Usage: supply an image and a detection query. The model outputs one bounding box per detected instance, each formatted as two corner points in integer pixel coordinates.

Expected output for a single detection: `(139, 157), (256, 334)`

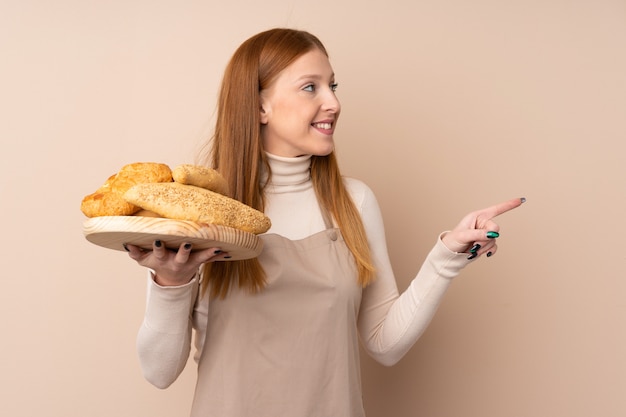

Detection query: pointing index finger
(480, 197), (526, 220)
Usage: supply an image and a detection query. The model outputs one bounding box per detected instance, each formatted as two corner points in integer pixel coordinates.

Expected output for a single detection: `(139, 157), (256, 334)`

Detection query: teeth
(313, 122), (332, 129)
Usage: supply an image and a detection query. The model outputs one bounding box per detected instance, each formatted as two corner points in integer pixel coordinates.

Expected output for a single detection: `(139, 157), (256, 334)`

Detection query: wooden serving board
(83, 216), (263, 261)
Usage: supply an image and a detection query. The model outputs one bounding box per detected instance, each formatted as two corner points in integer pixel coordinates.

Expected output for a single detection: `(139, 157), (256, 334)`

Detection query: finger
(174, 242), (193, 264)
(478, 197), (526, 220)
(205, 250), (232, 261)
(191, 247), (228, 263)
(453, 228), (503, 248)
(486, 246), (498, 258)
(468, 240), (498, 259)
(124, 243), (147, 260)
(468, 238), (496, 254)
(153, 239), (168, 260)
(478, 240), (497, 254)
(467, 239), (493, 256)
(471, 245), (498, 259)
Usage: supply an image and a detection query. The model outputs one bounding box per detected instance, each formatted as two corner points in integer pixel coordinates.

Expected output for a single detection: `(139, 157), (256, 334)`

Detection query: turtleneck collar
(264, 152), (312, 193)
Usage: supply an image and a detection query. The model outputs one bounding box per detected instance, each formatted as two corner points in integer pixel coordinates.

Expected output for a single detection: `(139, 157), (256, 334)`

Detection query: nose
(322, 89), (341, 114)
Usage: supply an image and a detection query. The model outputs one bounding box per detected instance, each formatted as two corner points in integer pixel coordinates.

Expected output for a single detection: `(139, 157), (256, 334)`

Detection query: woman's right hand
(124, 241), (230, 286)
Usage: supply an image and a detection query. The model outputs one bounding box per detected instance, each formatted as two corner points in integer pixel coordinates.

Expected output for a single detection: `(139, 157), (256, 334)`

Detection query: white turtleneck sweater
(137, 153), (471, 389)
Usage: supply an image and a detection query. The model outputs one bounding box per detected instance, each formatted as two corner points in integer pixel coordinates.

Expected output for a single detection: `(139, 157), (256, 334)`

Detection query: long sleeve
(136, 274), (199, 388)
(348, 178), (471, 366)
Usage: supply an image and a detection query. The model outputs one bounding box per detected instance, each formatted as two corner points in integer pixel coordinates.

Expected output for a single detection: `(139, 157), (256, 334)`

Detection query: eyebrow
(294, 73), (336, 83)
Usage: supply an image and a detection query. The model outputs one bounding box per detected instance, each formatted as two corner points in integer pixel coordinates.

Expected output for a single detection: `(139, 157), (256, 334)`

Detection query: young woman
(125, 28), (524, 417)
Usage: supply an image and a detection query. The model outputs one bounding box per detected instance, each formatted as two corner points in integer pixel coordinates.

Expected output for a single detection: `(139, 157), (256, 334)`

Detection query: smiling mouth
(311, 122), (332, 130)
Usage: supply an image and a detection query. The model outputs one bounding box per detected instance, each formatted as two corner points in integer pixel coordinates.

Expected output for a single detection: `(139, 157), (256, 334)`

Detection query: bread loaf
(81, 162), (172, 217)
(172, 164), (229, 196)
(124, 182), (271, 234)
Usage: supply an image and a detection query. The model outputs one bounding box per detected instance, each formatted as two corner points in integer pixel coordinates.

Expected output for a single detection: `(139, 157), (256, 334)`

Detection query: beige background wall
(2, 1), (624, 416)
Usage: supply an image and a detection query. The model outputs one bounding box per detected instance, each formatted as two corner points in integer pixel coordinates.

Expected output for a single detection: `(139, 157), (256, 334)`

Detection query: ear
(259, 98), (269, 125)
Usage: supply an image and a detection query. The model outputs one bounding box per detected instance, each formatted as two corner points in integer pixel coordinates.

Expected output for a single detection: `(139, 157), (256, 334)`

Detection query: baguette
(124, 182), (271, 234)
(172, 164), (229, 196)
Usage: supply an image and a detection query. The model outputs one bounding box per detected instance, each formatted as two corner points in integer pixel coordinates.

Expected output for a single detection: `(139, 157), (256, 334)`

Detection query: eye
(302, 82), (338, 93)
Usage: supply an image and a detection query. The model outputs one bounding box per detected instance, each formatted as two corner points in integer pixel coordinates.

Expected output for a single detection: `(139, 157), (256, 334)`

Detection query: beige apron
(191, 227), (365, 417)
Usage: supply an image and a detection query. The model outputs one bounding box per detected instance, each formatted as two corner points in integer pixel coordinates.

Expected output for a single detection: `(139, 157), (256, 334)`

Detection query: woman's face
(260, 48), (341, 157)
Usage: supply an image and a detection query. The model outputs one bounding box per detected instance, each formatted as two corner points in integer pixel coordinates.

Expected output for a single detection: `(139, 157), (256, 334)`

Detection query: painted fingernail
(470, 243), (481, 253)
(467, 252), (478, 260)
(224, 255), (232, 259)
(154, 240), (162, 248)
(486, 251), (493, 257)
(520, 197), (527, 203)
(214, 249), (223, 254)
(184, 243), (192, 250)
(486, 231), (500, 239)
(123, 243), (129, 252)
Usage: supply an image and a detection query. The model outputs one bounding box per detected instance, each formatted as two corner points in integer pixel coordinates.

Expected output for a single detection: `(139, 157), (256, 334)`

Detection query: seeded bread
(124, 182), (271, 234)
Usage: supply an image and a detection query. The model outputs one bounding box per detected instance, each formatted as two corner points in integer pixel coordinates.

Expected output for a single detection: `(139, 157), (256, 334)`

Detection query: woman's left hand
(441, 197), (525, 259)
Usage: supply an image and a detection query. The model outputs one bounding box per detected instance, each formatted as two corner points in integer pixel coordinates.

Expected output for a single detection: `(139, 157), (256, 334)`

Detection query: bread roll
(172, 164), (229, 196)
(81, 174), (134, 217)
(81, 162), (172, 217)
(124, 182), (271, 234)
